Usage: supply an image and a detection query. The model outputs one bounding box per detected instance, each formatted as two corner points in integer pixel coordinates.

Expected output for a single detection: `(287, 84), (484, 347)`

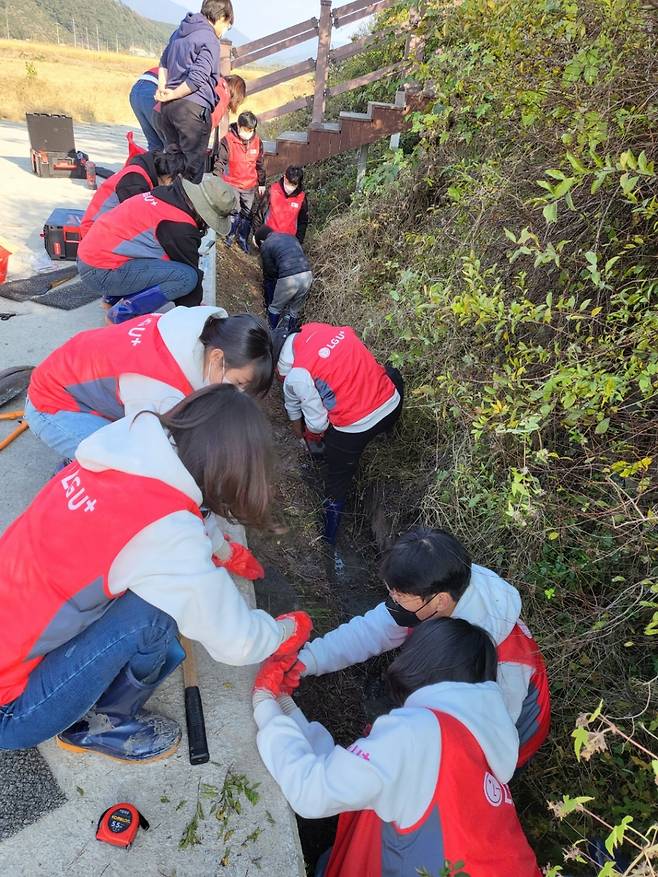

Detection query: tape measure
(96, 803), (149, 849)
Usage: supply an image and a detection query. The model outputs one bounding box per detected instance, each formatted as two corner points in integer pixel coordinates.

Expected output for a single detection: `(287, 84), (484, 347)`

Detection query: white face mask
(283, 182), (297, 195)
(238, 129), (253, 142)
(205, 360), (246, 393)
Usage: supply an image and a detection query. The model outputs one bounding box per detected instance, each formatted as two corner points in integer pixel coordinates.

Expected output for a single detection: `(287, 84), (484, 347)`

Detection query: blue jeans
(78, 258), (199, 303)
(0, 592), (179, 749)
(24, 396), (110, 460)
(129, 79), (163, 151)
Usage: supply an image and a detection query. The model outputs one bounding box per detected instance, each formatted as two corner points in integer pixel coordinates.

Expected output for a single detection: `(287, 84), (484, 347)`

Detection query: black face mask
(385, 594), (438, 628)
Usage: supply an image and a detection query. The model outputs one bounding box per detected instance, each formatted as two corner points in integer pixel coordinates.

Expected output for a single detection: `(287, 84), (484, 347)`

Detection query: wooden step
(263, 96), (408, 177)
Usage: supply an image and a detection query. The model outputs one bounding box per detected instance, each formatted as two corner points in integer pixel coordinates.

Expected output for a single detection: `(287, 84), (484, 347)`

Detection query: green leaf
(543, 202), (558, 223)
(605, 816), (633, 856)
(566, 152), (588, 175)
(561, 794), (594, 815)
(589, 700), (604, 723)
(572, 726), (590, 760)
(595, 418), (610, 434)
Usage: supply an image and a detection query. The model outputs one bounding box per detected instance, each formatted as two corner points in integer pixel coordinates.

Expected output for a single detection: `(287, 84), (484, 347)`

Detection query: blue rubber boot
(263, 277), (276, 310)
(237, 216), (252, 254)
(267, 308), (281, 330)
(323, 499), (345, 546)
(56, 640), (184, 763)
(225, 214), (240, 247)
(101, 295), (122, 307)
(106, 286), (169, 324)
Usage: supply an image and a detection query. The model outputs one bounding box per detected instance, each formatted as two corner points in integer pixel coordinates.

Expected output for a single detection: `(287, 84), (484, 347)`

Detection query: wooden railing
(218, 0), (424, 132)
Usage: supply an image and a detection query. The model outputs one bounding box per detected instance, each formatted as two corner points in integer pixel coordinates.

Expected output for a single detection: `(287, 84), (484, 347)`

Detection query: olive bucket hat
(181, 174), (237, 236)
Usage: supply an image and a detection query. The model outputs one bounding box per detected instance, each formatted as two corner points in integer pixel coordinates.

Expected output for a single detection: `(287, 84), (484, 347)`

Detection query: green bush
(308, 0), (657, 870)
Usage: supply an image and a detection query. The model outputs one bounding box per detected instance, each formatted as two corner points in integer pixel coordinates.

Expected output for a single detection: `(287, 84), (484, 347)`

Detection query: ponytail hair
(153, 145), (187, 180)
(199, 313), (273, 396)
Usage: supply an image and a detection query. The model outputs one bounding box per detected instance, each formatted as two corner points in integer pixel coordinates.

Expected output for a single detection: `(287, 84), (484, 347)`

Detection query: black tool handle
(184, 686), (210, 765)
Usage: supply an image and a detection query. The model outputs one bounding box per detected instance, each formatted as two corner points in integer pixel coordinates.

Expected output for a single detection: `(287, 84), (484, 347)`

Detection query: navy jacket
(260, 233), (310, 281)
(160, 13), (219, 111)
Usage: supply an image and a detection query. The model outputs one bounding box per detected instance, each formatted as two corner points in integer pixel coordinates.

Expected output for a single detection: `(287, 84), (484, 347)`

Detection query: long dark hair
(380, 527), (472, 602)
(153, 145), (187, 180)
(199, 313), (273, 396)
(387, 617), (497, 706)
(159, 385), (272, 527)
(225, 75), (246, 114)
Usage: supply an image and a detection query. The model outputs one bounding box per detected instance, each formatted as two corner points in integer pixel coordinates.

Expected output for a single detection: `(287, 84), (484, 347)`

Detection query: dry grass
(0, 40), (313, 125)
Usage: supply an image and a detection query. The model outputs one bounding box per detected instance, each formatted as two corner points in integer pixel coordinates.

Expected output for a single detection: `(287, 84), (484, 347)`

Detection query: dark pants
(159, 98), (212, 183)
(78, 258), (199, 303)
(0, 592), (178, 750)
(129, 79), (163, 151)
(324, 366), (404, 503)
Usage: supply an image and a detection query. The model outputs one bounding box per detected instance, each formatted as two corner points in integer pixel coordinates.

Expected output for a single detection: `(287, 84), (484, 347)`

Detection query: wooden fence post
(219, 39), (232, 140)
(311, 0), (333, 129)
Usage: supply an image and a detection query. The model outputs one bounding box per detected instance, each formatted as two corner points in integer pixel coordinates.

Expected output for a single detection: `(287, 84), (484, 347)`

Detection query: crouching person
(274, 320), (403, 543)
(254, 226), (313, 328)
(292, 527), (551, 768)
(252, 617), (543, 877)
(77, 174), (236, 323)
(0, 386), (311, 762)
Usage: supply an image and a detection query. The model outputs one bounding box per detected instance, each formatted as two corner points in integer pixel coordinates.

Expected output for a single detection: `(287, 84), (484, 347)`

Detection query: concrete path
(0, 119), (136, 281)
(0, 125), (306, 874)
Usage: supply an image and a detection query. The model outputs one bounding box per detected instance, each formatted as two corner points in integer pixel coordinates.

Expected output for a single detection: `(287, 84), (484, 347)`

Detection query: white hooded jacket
(254, 681), (519, 826)
(75, 409), (286, 665)
(298, 565), (532, 723)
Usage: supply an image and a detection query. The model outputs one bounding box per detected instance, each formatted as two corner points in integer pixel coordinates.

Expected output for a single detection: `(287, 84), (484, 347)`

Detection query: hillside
(1, 0), (172, 54)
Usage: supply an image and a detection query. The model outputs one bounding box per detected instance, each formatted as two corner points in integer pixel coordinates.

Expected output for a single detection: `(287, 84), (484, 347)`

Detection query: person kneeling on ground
(254, 165), (309, 244)
(286, 527), (551, 769)
(79, 146), (187, 238)
(214, 110), (265, 253)
(273, 320), (404, 543)
(24, 306), (272, 461)
(252, 617), (542, 877)
(77, 174), (236, 323)
(0, 386), (312, 762)
(254, 226), (313, 328)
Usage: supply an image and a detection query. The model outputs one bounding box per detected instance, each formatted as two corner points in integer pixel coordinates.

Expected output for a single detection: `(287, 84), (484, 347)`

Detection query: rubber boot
(322, 499), (345, 546)
(237, 216), (252, 254)
(267, 308), (281, 330)
(106, 286), (169, 324)
(263, 277), (276, 310)
(225, 214), (240, 247)
(56, 639), (184, 763)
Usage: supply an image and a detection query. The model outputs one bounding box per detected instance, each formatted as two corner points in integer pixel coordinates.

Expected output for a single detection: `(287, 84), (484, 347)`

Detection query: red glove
(276, 611), (313, 656)
(303, 429), (325, 443)
(253, 652), (298, 698)
(213, 537), (264, 581)
(279, 658), (306, 696)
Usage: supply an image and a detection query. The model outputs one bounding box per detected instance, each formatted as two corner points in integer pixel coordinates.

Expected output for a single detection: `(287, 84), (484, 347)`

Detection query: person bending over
(80, 146), (186, 238)
(253, 617), (542, 877)
(25, 307), (272, 460)
(273, 320), (404, 544)
(214, 110), (265, 253)
(254, 226), (312, 328)
(0, 386), (312, 762)
(288, 527), (551, 768)
(157, 0), (234, 183)
(77, 174), (236, 322)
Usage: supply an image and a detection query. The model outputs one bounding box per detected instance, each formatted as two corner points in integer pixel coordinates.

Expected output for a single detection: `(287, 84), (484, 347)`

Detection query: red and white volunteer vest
(80, 163), (153, 238)
(211, 77), (231, 130)
(497, 622), (550, 765)
(266, 183), (305, 236)
(0, 464), (200, 705)
(77, 190), (196, 270)
(325, 711), (541, 877)
(28, 314), (193, 419)
(222, 130), (261, 190)
(291, 324), (395, 427)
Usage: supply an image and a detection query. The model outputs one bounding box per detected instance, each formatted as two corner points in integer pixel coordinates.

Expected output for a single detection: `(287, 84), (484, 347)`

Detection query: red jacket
(221, 128), (264, 190)
(0, 464), (199, 705)
(497, 622), (551, 765)
(80, 163), (153, 238)
(265, 181), (306, 237)
(325, 712), (542, 877)
(77, 189), (196, 271)
(291, 324), (395, 427)
(211, 77), (231, 130)
(28, 314), (193, 419)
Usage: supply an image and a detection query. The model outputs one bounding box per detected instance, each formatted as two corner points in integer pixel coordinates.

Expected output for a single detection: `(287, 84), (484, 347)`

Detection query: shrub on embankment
(309, 0), (657, 870)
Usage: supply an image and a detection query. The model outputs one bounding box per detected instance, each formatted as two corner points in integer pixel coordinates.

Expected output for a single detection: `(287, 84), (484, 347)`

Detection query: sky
(229, 0), (364, 41)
